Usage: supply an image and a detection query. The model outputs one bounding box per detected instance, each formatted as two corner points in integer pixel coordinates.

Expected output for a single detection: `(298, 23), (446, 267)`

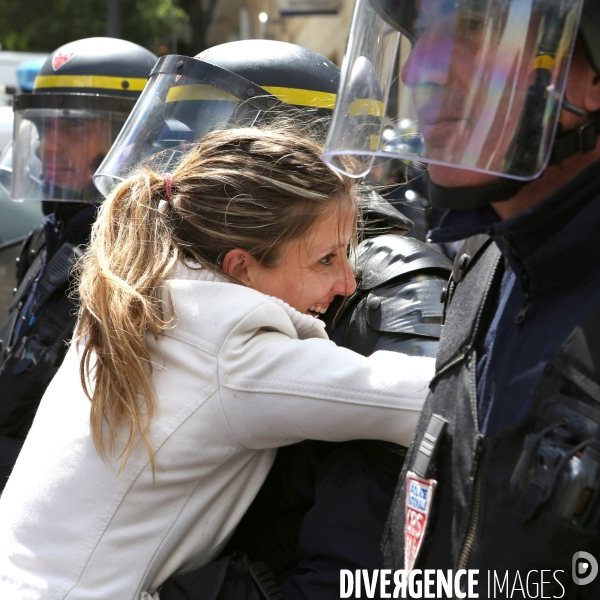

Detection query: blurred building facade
(205, 0), (354, 66)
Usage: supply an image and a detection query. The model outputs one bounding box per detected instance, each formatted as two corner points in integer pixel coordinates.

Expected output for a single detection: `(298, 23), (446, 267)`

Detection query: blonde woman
(0, 127), (433, 599)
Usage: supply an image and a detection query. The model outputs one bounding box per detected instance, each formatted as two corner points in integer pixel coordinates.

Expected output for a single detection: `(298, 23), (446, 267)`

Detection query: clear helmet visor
(93, 57), (263, 197)
(0, 141), (12, 196)
(324, 0), (585, 183)
(12, 95), (129, 202)
(0, 140), (44, 242)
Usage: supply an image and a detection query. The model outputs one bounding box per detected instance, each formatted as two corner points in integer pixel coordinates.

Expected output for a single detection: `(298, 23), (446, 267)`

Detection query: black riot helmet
(12, 37), (157, 203)
(93, 39), (340, 197)
(323, 0), (600, 209)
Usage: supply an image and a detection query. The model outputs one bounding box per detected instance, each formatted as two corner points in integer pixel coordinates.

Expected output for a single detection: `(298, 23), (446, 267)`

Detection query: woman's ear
(222, 248), (254, 285)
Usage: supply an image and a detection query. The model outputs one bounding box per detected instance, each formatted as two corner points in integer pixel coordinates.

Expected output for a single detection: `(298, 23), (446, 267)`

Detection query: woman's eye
(320, 254), (334, 266)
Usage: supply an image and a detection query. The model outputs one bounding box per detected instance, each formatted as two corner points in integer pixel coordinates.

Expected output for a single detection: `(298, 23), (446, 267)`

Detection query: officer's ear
(578, 44), (600, 114)
(222, 248), (256, 285)
(561, 41), (600, 125)
(584, 70), (600, 114)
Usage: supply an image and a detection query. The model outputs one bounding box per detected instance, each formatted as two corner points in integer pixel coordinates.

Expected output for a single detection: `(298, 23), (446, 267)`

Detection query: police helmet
(93, 40), (340, 197)
(323, 0), (600, 209)
(12, 37), (157, 203)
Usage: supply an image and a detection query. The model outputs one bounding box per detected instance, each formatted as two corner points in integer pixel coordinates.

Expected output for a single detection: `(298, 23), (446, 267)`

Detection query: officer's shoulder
(356, 235), (451, 343)
(356, 234), (452, 291)
(324, 235), (452, 355)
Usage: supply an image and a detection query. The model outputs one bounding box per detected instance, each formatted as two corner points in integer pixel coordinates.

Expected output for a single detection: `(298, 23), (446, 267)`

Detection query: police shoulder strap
(0, 247), (46, 366)
(551, 297), (600, 404)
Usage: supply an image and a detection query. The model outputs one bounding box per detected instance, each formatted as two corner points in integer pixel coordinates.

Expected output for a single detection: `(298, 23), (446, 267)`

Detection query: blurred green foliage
(0, 0), (188, 53)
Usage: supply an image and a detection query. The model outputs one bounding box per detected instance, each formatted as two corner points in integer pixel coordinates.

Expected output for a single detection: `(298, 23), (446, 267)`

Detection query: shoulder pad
(365, 275), (447, 339)
(452, 234), (492, 283)
(356, 234), (452, 290)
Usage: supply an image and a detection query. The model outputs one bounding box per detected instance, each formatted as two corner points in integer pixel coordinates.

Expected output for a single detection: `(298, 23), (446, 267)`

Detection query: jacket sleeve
(217, 302), (434, 449)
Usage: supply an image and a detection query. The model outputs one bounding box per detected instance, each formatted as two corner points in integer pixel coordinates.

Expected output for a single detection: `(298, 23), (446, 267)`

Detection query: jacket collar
(167, 261), (327, 339)
(430, 159), (600, 299)
(430, 158), (600, 245)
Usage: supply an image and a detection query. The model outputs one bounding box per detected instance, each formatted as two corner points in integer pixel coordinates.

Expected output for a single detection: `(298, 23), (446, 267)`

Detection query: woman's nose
(332, 257), (357, 297)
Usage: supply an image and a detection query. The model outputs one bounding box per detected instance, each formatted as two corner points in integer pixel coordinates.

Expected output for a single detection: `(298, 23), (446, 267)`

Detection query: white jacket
(0, 264), (434, 600)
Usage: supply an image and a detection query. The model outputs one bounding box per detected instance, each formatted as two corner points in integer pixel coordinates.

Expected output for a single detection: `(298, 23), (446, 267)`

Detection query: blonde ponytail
(76, 169), (178, 471)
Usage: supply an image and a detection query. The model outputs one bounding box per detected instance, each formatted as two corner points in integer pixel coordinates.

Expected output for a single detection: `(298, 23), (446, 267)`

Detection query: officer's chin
(429, 163), (499, 190)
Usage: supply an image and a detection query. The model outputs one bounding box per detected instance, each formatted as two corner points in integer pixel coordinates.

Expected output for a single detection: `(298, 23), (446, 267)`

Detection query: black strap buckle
(550, 114), (600, 165)
(578, 119), (598, 154)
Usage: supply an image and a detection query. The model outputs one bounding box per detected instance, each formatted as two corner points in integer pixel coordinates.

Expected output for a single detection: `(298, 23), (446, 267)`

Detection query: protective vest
(383, 235), (600, 599)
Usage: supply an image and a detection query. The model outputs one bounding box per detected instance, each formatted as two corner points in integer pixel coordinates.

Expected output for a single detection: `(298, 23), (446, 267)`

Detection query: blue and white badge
(405, 470), (437, 573)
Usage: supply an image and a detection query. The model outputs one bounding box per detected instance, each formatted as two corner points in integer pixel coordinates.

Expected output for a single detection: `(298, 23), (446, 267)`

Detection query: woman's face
(231, 202), (357, 318)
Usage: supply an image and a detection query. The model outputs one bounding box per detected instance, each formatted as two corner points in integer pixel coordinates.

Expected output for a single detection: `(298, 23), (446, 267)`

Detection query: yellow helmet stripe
(370, 134), (381, 150)
(164, 83), (337, 109)
(166, 84), (240, 103)
(262, 86), (336, 109)
(34, 74), (148, 92)
(348, 98), (385, 118)
(533, 54), (555, 72)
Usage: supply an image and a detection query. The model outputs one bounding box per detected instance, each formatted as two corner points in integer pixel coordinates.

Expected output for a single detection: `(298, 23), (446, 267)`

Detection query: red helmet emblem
(52, 51), (75, 71)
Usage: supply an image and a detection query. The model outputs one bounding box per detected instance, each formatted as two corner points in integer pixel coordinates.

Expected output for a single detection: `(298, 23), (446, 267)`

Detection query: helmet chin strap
(428, 176), (529, 211)
(42, 180), (102, 204)
(429, 110), (600, 211)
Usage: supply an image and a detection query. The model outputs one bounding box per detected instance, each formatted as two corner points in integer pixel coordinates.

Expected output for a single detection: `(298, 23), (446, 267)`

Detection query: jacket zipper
(457, 438), (484, 571)
(456, 435), (485, 597)
(501, 234), (530, 323)
(456, 347), (485, 582)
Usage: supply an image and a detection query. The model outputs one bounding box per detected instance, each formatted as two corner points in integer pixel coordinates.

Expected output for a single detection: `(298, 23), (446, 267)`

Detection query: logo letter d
(573, 551), (599, 586)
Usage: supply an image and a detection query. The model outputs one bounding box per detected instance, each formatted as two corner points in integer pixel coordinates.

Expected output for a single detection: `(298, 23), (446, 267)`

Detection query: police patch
(52, 51), (75, 71)
(405, 470), (437, 573)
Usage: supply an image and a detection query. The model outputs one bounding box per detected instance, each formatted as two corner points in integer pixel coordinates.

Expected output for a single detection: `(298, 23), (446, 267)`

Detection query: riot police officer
(94, 39), (451, 599)
(0, 37), (157, 491)
(325, 0), (600, 597)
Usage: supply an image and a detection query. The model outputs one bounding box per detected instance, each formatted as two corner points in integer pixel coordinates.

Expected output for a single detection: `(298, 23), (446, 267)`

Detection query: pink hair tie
(162, 172), (174, 200)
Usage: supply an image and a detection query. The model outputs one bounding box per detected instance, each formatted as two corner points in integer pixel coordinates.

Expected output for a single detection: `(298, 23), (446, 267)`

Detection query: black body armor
(329, 233), (452, 359)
